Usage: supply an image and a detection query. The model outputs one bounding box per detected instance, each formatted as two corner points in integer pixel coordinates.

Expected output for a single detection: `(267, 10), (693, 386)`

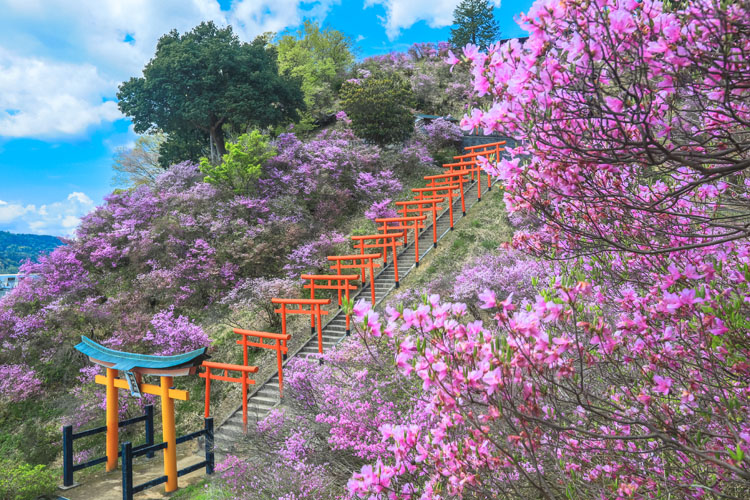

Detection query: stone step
(249, 394), (279, 406)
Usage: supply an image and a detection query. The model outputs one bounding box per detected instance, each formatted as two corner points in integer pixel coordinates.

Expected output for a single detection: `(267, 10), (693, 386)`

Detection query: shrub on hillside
(199, 130), (277, 194)
(340, 75), (415, 146)
(0, 459), (56, 500)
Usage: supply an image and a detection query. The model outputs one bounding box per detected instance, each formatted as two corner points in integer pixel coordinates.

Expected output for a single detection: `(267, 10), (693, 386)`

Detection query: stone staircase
(211, 174), (496, 456)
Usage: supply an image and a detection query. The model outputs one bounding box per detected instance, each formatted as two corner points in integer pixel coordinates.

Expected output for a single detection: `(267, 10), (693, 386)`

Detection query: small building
(0, 274), (24, 299)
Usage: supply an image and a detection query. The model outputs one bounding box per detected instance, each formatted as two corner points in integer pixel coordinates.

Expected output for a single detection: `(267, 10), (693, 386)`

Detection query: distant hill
(0, 230), (64, 273)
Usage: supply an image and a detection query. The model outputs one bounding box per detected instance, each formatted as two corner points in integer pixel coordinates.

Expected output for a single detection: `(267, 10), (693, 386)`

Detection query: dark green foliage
(339, 76), (415, 146)
(117, 21), (304, 164)
(0, 231), (62, 273)
(449, 0), (501, 49)
(158, 129), (209, 169)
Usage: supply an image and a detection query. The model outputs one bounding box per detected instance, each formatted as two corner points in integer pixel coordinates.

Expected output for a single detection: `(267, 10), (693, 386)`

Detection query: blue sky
(0, 0), (532, 236)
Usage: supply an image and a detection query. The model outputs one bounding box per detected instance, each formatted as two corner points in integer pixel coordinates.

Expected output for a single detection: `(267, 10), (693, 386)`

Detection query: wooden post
(276, 339), (284, 396)
(203, 370), (211, 418)
(106, 367), (118, 472)
(160, 376), (178, 492)
(368, 259), (376, 305)
(316, 303), (324, 353)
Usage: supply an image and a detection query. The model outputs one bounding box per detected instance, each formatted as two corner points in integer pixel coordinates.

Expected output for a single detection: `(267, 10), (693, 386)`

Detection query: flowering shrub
(214, 333), (420, 499)
(283, 232), (350, 278)
(265, 126), (400, 228)
(452, 249), (549, 305)
(343, 0), (750, 498)
(360, 42), (475, 117)
(221, 277), (301, 330)
(0, 364), (42, 403)
(365, 199), (398, 223)
(143, 307), (211, 356)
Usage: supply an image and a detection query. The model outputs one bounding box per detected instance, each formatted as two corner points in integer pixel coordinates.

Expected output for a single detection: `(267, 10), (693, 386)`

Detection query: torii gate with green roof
(74, 336), (207, 493)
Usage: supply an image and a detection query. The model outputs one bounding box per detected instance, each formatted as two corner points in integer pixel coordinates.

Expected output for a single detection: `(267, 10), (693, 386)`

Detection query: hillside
(0, 231), (63, 273)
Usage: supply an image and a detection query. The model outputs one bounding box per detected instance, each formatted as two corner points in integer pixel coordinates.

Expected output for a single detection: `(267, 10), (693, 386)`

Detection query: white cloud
(0, 192), (94, 236)
(365, 0), (501, 40)
(0, 0), (340, 139)
(0, 199), (34, 223)
(0, 48), (122, 138)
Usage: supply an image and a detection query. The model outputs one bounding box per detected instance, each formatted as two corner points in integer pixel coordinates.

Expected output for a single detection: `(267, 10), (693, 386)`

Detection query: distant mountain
(0, 231), (64, 273)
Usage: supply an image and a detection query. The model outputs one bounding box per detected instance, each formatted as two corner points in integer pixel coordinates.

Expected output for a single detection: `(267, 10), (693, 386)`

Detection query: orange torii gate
(375, 215), (427, 267)
(234, 329), (291, 395)
(395, 197), (445, 248)
(444, 156), (487, 201)
(328, 254), (381, 305)
(73, 336), (206, 493)
(464, 140), (506, 156)
(200, 361), (258, 432)
(412, 184), (461, 229)
(424, 170), (472, 215)
(351, 232), (404, 286)
(452, 141), (506, 199)
(301, 273), (359, 335)
(272, 297), (331, 354)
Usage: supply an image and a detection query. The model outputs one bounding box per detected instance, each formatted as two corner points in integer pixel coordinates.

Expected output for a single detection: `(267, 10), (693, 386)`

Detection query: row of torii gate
(67, 141), (505, 497)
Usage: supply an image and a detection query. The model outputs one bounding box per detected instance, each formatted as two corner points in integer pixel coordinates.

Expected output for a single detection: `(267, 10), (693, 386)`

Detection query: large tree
(449, 0), (500, 50)
(277, 20), (354, 127)
(117, 22), (304, 164)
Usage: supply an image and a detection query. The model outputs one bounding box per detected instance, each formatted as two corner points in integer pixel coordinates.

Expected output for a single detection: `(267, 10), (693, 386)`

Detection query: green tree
(276, 20), (354, 129)
(340, 76), (415, 146)
(199, 130), (277, 194)
(449, 0), (500, 50)
(117, 22), (304, 164)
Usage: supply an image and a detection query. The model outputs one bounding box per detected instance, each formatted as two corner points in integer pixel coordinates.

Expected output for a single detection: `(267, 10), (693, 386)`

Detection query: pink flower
(444, 49), (460, 66)
(652, 375), (673, 395)
(478, 289), (497, 309)
(604, 96), (624, 113)
(610, 8), (636, 35)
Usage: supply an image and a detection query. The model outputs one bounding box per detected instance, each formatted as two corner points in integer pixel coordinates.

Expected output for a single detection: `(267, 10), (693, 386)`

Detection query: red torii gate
(395, 197), (445, 248)
(200, 361), (257, 432)
(234, 328), (291, 396)
(375, 215), (427, 267)
(424, 170), (472, 215)
(451, 141), (506, 200)
(328, 254), (381, 305)
(272, 297), (331, 354)
(412, 184), (460, 229)
(301, 273), (359, 335)
(351, 232), (404, 286)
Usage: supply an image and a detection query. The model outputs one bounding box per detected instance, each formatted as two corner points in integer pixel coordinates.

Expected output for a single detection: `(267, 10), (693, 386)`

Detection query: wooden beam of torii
(301, 274), (359, 335)
(412, 184), (460, 229)
(375, 215), (427, 266)
(351, 232), (405, 286)
(272, 297), (331, 354)
(328, 254), (381, 305)
(395, 198), (445, 248)
(424, 170), (472, 215)
(74, 336), (207, 493)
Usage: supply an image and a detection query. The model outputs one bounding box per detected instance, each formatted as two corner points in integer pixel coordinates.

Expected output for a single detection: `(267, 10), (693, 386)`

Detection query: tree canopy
(276, 21), (354, 129)
(340, 75), (415, 146)
(449, 0), (500, 49)
(117, 22), (304, 164)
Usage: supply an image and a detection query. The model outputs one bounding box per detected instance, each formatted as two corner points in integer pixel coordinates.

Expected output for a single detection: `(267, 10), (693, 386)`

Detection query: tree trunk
(209, 123), (227, 164)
